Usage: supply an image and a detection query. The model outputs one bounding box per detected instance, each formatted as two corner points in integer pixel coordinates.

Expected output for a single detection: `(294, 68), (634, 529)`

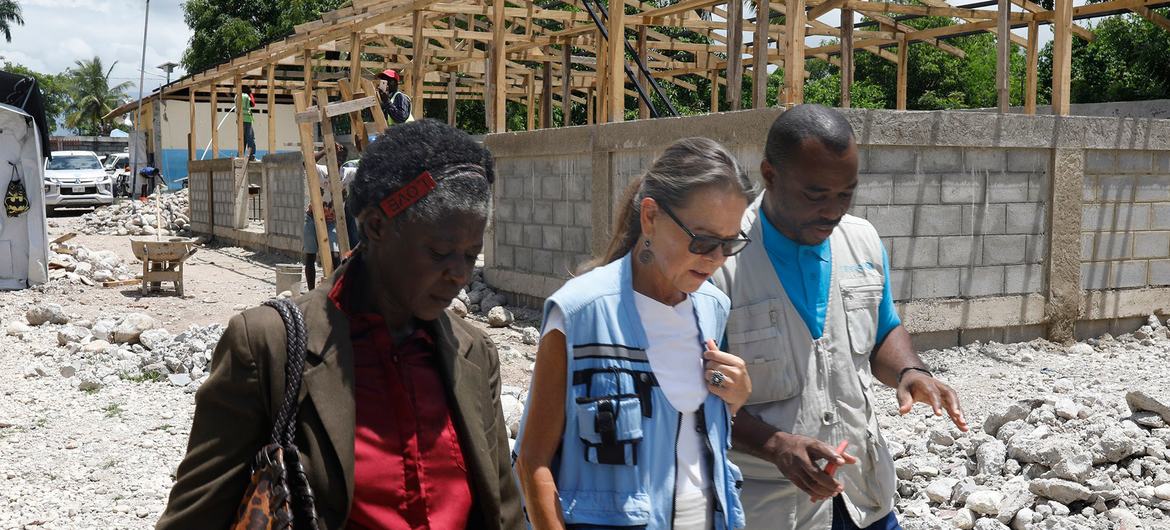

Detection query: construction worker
(376, 69), (413, 125)
(240, 85), (257, 161)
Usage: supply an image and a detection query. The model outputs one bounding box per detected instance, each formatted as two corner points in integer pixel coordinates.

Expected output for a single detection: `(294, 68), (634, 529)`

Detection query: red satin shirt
(330, 272), (474, 530)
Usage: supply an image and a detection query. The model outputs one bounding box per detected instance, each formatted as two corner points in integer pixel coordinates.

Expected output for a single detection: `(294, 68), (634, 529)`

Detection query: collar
(759, 206), (831, 264)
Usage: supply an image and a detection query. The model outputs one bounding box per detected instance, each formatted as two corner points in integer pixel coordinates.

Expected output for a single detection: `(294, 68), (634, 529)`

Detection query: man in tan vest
(714, 104), (968, 529)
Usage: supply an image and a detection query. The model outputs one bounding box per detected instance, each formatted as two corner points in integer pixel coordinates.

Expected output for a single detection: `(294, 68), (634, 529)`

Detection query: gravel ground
(2, 210), (1169, 529)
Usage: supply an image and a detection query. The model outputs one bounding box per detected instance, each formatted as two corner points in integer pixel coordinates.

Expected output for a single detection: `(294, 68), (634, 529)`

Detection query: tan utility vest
(713, 197), (897, 528)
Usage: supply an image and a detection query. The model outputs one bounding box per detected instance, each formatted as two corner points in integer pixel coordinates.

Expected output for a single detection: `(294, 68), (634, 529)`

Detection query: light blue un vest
(515, 254), (746, 529)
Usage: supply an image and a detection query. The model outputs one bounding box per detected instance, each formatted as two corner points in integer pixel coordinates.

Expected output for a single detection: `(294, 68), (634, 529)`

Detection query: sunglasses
(658, 203), (752, 257)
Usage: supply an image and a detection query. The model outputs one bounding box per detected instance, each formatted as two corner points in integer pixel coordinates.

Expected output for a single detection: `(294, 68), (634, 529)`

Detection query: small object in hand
(708, 369), (726, 388)
(823, 440), (850, 476)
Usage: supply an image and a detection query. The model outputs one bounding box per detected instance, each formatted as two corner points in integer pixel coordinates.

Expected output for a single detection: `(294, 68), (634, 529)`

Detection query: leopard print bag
(232, 299), (322, 530)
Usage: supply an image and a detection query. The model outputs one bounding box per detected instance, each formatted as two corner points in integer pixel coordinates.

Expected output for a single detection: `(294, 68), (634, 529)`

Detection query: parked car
(103, 152), (133, 197)
(43, 151), (114, 209)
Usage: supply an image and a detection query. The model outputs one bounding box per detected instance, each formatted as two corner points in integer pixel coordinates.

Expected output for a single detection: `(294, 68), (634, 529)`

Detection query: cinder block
(503, 176), (525, 199)
(963, 148), (1006, 173)
(1007, 149), (1049, 173)
(1025, 235), (1047, 263)
(563, 227), (588, 253)
(911, 268), (961, 299)
(1156, 153), (1170, 173)
(1004, 264), (1044, 294)
(1134, 231), (1170, 259)
(534, 202), (556, 224)
(1082, 174), (1097, 202)
(982, 235), (1027, 265)
(495, 201), (514, 222)
(865, 206), (914, 236)
(987, 173), (1031, 203)
(959, 266), (1006, 297)
(914, 205), (962, 236)
(543, 226), (563, 250)
(495, 245), (514, 269)
(575, 202), (592, 227)
(514, 247), (534, 272)
(1118, 152), (1154, 172)
(919, 148), (964, 173)
(887, 237), (939, 268)
(515, 202), (533, 223)
(1152, 204), (1170, 230)
(1081, 262), (1109, 290)
(523, 226), (542, 248)
(940, 173), (986, 204)
(1113, 261), (1148, 288)
(532, 250), (554, 275)
(889, 269), (912, 301)
(1005, 203), (1046, 235)
(542, 176), (564, 200)
(910, 329), (960, 352)
(1085, 151), (1116, 173)
(938, 236), (982, 266)
(854, 174), (894, 206)
(554, 205), (574, 227)
(566, 175), (590, 201)
(1149, 259), (1170, 286)
(553, 254), (574, 278)
(961, 204), (1007, 235)
(1093, 232), (1132, 260)
(893, 173), (941, 205)
(1098, 175), (1136, 202)
(1136, 174), (1170, 202)
(504, 223), (523, 246)
(1082, 233), (1095, 256)
(1082, 204), (1151, 231)
(869, 146), (918, 173)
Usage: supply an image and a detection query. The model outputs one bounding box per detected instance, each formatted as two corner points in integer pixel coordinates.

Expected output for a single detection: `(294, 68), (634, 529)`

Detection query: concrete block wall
(485, 109), (1170, 348)
(263, 153), (307, 242)
(188, 165), (211, 231)
(186, 156), (303, 257)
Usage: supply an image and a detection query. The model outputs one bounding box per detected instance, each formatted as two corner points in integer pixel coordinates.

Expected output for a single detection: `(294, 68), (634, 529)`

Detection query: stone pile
(14, 303), (223, 393)
(453, 268), (514, 328)
(78, 189), (191, 236)
(48, 241), (136, 285)
(897, 316), (1170, 530)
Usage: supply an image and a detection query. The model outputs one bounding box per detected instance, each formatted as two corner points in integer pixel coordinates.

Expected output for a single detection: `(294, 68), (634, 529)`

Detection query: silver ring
(709, 370), (726, 388)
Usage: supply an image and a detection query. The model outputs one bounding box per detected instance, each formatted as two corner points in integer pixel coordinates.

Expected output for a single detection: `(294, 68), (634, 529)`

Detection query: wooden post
(637, 26), (650, 119)
(596, 28), (608, 124)
(727, 0), (743, 110)
(304, 49), (314, 98)
(315, 88), (352, 256)
(562, 44), (572, 126)
(896, 33), (908, 110)
(841, 8), (854, 108)
(349, 33), (363, 90)
(235, 74), (245, 159)
(347, 35), (368, 152)
(267, 64), (277, 156)
(997, 0), (1011, 112)
(587, 86), (595, 125)
(607, 0), (625, 122)
(447, 72), (458, 125)
(337, 79), (367, 154)
(210, 86), (219, 159)
(710, 70), (720, 112)
(360, 78), (391, 135)
(784, 0), (806, 106)
(188, 89), (196, 161)
(293, 91), (334, 276)
(527, 72), (537, 130)
(1051, 0), (1072, 116)
(411, 11), (427, 119)
(542, 61), (553, 128)
(753, 0), (770, 109)
(1025, 21), (1039, 115)
(490, 0), (507, 132)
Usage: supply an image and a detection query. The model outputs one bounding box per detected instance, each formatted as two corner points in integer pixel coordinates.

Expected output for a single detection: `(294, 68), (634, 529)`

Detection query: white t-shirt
(544, 293), (713, 529)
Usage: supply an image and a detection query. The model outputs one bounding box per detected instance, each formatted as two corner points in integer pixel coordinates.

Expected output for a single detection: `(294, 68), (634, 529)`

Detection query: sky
(2, 0), (192, 99)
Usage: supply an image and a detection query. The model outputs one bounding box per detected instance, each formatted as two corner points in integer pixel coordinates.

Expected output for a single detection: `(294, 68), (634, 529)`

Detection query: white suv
(44, 151), (115, 208)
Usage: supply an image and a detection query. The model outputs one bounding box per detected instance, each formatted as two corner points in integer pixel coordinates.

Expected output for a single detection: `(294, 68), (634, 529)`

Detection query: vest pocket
(575, 396), (644, 465)
(840, 276), (883, 356)
(727, 301), (801, 404)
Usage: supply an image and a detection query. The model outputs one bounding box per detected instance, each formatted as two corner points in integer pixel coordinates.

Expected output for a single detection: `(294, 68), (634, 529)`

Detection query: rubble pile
(78, 189), (191, 236)
(48, 241), (136, 284)
(14, 303), (223, 393)
(898, 316), (1170, 530)
(455, 268), (515, 327)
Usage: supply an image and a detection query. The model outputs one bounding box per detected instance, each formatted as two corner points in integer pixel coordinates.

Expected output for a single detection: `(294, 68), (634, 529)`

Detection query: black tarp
(0, 70), (52, 159)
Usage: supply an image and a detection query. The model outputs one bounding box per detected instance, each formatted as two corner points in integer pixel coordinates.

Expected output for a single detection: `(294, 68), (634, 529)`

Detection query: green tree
(0, 0), (22, 43)
(2, 61), (69, 128)
(180, 0), (346, 74)
(1039, 10), (1170, 104)
(63, 57), (132, 136)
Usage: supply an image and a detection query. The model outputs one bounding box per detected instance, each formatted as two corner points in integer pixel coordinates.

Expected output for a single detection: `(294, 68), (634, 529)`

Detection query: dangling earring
(638, 239), (654, 265)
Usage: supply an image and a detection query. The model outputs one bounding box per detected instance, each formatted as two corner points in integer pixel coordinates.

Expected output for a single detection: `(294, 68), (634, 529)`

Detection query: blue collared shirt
(760, 210), (901, 345)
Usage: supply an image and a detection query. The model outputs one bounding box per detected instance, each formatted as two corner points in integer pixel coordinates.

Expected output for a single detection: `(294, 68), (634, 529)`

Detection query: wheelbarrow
(130, 237), (199, 296)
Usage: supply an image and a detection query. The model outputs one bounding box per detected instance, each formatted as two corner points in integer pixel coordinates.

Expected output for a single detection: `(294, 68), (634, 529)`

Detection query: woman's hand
(703, 339), (750, 416)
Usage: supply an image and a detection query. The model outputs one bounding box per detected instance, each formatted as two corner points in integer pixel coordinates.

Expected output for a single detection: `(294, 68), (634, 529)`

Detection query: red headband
(379, 171), (437, 219)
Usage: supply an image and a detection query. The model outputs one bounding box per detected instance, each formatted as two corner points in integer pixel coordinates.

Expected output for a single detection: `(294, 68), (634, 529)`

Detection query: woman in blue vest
(515, 137), (758, 529)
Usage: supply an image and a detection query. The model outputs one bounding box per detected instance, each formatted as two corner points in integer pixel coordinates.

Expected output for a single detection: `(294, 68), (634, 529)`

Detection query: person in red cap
(376, 69), (413, 124)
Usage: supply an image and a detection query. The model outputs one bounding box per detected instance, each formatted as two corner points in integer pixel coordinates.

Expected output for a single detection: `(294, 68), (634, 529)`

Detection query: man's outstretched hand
(764, 432), (858, 501)
(897, 371), (968, 432)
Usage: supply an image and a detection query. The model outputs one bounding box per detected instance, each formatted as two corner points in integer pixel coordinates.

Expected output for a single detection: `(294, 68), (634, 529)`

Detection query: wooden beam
(349, 32), (363, 91)
(845, 0), (1029, 20)
(841, 8), (853, 108)
(448, 72), (458, 125)
(267, 64), (277, 155)
(997, 0), (1011, 112)
(188, 89), (196, 161)
(710, 69), (720, 112)
(1051, 0), (1072, 115)
(542, 61), (553, 128)
(862, 13), (967, 58)
(638, 26), (650, 119)
(753, 0), (771, 109)
(808, 0), (847, 20)
(586, 86), (594, 125)
(562, 45), (572, 126)
(784, 0), (806, 106)
(304, 49), (315, 97)
(527, 72), (537, 130)
(727, 0), (744, 110)
(411, 10), (427, 119)
(315, 88), (352, 256)
(608, 0), (626, 122)
(360, 78), (391, 135)
(210, 85), (219, 158)
(1025, 21), (1038, 115)
(490, 0), (507, 132)
(235, 74), (245, 158)
(293, 91), (334, 276)
(896, 33), (908, 110)
(1134, 5), (1170, 31)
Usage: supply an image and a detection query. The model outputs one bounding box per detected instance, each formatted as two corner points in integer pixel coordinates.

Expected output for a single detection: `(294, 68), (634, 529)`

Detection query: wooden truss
(110, 0), (1170, 146)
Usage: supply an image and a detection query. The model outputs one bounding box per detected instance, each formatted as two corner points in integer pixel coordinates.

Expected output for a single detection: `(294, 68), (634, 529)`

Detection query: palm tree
(63, 57), (133, 136)
(0, 0), (24, 42)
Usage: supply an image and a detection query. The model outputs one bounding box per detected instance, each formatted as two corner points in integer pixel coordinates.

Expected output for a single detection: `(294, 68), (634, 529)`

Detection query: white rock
(1155, 483), (1170, 500)
(487, 306), (514, 328)
(56, 325), (92, 346)
(977, 439), (1007, 476)
(521, 327), (540, 346)
(82, 340), (112, 353)
(1053, 397), (1081, 420)
(1127, 389), (1170, 423)
(1028, 478), (1092, 504)
(926, 477), (959, 504)
(501, 394), (524, 438)
(965, 490), (1004, 515)
(112, 313), (159, 344)
(167, 373), (191, 387)
(1105, 507), (1144, 530)
(138, 329), (173, 351)
(952, 508), (976, 530)
(448, 299), (468, 318)
(26, 303), (69, 326)
(1011, 508), (1035, 530)
(1067, 342), (1095, 355)
(6, 320), (32, 337)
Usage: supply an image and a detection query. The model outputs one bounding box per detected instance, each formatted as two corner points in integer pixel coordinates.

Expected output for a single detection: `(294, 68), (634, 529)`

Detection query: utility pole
(158, 61), (178, 85)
